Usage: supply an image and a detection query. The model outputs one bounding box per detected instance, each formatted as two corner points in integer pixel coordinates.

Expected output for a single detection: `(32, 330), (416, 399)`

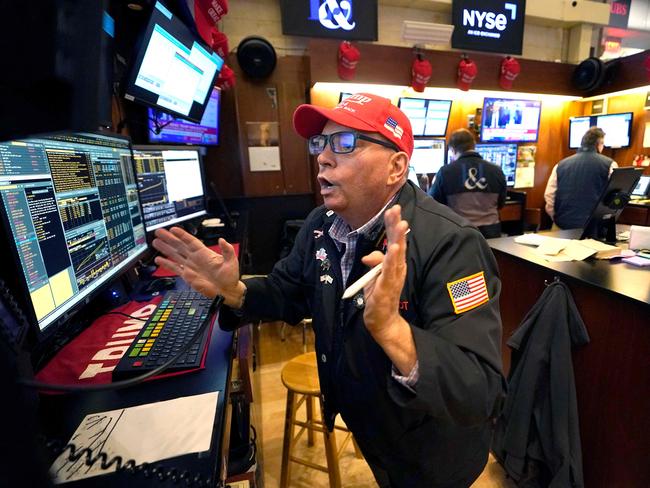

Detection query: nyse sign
(280, 0), (377, 41)
(452, 0), (526, 55)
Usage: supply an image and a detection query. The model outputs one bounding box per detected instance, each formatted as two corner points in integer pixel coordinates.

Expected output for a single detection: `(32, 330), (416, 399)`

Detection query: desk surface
(488, 228), (650, 306)
(37, 285), (234, 487)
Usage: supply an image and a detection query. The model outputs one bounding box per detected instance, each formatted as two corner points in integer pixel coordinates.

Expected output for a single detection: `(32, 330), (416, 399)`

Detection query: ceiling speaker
(572, 57), (605, 93)
(237, 36), (277, 79)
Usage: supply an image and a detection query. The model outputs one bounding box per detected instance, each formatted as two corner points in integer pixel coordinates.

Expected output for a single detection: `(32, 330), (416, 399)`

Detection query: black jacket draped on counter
(492, 281), (590, 487)
(221, 181), (506, 487)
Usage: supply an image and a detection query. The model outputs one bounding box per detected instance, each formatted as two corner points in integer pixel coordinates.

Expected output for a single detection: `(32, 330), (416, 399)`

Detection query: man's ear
(387, 151), (409, 185)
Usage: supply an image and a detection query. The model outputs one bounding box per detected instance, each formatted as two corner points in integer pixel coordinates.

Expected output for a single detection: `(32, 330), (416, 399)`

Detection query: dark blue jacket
(221, 182), (506, 487)
(554, 149), (612, 229)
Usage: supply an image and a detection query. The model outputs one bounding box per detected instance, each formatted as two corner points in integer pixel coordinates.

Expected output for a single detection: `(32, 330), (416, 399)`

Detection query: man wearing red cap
(152, 93), (505, 487)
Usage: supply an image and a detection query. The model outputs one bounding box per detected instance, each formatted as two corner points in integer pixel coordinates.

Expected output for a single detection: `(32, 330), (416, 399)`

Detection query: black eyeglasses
(308, 131), (399, 155)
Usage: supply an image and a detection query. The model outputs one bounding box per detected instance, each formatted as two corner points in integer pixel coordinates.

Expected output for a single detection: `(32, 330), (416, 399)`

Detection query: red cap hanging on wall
(499, 56), (521, 89)
(411, 57), (432, 92)
(457, 57), (478, 91)
(215, 64), (235, 90)
(338, 41), (361, 80)
(210, 28), (229, 60)
(185, 0), (229, 45)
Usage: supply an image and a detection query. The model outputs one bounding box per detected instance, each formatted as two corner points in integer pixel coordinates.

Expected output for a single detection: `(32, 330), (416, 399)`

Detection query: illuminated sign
(280, 0), (377, 40)
(451, 0), (526, 55)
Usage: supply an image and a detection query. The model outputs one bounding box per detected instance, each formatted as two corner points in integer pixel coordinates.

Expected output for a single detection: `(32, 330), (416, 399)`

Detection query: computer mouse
(145, 277), (177, 293)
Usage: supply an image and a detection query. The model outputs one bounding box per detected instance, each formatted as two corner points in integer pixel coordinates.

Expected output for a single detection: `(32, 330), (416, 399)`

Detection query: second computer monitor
(475, 143), (517, 187)
(133, 146), (207, 232)
(410, 138), (446, 175)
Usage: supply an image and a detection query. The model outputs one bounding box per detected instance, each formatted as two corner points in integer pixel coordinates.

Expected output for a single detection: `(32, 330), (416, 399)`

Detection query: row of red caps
(188, 0), (235, 90)
(338, 41), (521, 92)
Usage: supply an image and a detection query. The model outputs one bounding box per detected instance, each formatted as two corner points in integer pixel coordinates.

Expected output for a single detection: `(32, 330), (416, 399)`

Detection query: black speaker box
(237, 36), (277, 79)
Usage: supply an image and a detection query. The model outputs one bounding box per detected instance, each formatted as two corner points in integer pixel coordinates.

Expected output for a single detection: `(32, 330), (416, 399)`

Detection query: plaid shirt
(327, 194), (419, 389)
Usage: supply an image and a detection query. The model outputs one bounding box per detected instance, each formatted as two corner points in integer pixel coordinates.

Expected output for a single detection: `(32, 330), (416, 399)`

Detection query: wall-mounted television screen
(148, 87), (221, 145)
(410, 138), (446, 174)
(480, 98), (541, 143)
(279, 0), (378, 41)
(475, 143), (518, 187)
(397, 98), (452, 137)
(568, 112), (633, 149)
(123, 1), (224, 123)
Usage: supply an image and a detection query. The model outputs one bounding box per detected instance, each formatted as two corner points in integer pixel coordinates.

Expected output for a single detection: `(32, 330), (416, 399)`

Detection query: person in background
(544, 126), (617, 229)
(429, 128), (507, 239)
(153, 93), (505, 488)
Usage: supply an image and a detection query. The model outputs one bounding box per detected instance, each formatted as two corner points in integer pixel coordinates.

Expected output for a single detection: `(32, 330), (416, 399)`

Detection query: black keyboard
(112, 290), (214, 381)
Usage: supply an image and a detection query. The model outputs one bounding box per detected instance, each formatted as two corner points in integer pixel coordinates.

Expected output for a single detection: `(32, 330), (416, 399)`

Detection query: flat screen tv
(410, 138), (446, 174)
(123, 1), (224, 123)
(480, 98), (541, 143)
(475, 143), (518, 187)
(569, 113), (633, 149)
(148, 87), (221, 145)
(397, 98), (452, 137)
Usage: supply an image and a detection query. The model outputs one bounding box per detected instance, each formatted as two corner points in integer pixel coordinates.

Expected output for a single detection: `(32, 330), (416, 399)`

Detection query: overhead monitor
(580, 167), (642, 242)
(148, 87), (221, 146)
(0, 133), (148, 335)
(475, 143), (518, 187)
(397, 98), (452, 137)
(410, 138), (446, 174)
(631, 175), (650, 198)
(132, 146), (207, 232)
(123, 1), (224, 123)
(279, 0), (378, 41)
(480, 98), (541, 143)
(451, 0), (525, 55)
(568, 113), (633, 149)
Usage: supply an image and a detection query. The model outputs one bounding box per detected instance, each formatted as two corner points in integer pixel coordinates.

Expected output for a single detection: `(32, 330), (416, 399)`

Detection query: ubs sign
(280, 0), (378, 41)
(451, 0), (526, 55)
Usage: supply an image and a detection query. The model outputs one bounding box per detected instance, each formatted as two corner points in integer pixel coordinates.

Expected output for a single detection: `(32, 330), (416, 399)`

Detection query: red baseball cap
(293, 93), (414, 157)
(457, 58), (478, 91)
(187, 0), (229, 45)
(210, 28), (229, 61)
(215, 64), (235, 90)
(499, 56), (520, 90)
(338, 41), (361, 81)
(411, 58), (432, 92)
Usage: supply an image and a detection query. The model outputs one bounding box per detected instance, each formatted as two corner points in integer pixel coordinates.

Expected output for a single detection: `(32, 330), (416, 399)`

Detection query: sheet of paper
(514, 233), (548, 246)
(536, 238), (569, 256)
(562, 241), (598, 261)
(579, 239), (619, 252)
(248, 146), (281, 171)
(50, 391), (219, 484)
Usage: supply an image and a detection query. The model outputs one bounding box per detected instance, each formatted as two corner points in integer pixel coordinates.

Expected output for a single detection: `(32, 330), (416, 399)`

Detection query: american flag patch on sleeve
(446, 271), (489, 314)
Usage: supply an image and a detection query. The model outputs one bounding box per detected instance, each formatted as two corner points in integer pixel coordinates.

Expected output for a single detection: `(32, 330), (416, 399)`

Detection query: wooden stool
(280, 352), (362, 488)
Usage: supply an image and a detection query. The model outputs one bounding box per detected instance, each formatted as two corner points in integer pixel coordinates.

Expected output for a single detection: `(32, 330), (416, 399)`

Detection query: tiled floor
(252, 322), (515, 488)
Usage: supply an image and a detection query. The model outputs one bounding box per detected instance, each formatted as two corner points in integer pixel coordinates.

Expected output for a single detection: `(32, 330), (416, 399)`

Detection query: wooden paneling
(591, 50), (650, 96)
(309, 39), (581, 96)
(494, 250), (650, 488)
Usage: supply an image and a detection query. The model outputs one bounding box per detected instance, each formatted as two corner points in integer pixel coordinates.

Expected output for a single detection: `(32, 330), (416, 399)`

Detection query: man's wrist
(223, 281), (247, 309)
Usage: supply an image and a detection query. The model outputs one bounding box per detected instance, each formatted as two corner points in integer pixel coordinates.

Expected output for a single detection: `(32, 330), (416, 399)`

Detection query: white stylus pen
(342, 228), (410, 299)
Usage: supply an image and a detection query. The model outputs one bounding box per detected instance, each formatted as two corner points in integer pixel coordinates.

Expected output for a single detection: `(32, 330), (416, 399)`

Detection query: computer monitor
(339, 92), (353, 103)
(397, 98), (452, 137)
(475, 143), (518, 187)
(596, 113), (633, 148)
(148, 87), (221, 146)
(631, 175), (650, 198)
(480, 98), (541, 143)
(132, 146), (207, 232)
(568, 113), (633, 149)
(0, 133), (148, 335)
(580, 167), (643, 242)
(123, 1), (224, 123)
(410, 139), (446, 174)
